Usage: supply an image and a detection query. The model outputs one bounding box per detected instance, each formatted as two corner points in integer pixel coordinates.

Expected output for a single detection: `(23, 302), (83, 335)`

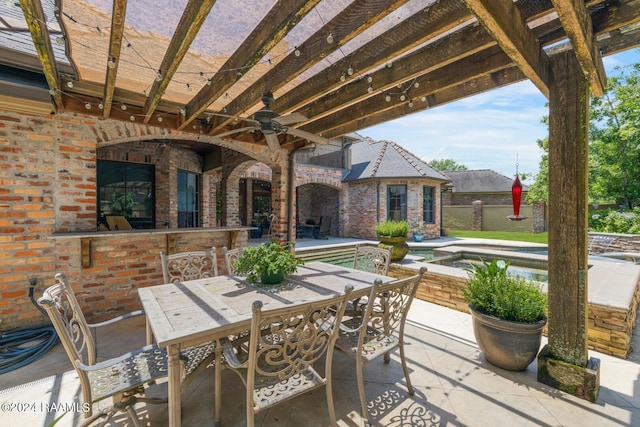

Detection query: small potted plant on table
(233, 240), (304, 285)
(375, 219), (410, 262)
(463, 259), (548, 371)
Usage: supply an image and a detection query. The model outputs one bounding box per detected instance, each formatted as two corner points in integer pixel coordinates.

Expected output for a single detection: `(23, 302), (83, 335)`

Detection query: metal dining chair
(347, 244), (393, 317)
(160, 246), (219, 283)
(223, 246), (244, 274)
(334, 267), (427, 425)
(38, 273), (216, 426)
(221, 285), (355, 427)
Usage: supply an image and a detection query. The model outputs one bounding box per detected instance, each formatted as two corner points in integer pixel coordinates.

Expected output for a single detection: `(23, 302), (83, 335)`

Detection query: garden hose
(0, 284), (59, 375)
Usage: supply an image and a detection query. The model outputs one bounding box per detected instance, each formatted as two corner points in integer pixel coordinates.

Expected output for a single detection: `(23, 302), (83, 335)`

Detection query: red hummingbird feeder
(507, 162), (527, 221)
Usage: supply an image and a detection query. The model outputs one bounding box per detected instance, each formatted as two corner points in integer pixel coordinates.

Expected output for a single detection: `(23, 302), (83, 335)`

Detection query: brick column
(471, 200), (483, 231)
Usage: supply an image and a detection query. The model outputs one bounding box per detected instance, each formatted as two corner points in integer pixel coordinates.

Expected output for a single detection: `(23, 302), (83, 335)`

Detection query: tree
(527, 61), (640, 208)
(428, 158), (468, 171)
(589, 63), (640, 209)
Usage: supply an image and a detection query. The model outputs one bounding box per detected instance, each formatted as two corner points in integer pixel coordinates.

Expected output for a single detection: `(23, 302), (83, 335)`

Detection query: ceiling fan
(213, 91), (328, 150)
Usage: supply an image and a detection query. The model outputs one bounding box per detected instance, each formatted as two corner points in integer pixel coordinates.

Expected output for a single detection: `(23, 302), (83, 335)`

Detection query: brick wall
(0, 110), (260, 331)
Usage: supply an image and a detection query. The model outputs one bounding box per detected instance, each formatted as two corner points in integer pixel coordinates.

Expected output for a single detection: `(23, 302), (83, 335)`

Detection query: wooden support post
(538, 50), (599, 402)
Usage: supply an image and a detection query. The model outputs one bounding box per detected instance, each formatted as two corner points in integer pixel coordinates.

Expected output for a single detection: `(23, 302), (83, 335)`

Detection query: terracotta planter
(378, 236), (409, 262)
(468, 304), (546, 371)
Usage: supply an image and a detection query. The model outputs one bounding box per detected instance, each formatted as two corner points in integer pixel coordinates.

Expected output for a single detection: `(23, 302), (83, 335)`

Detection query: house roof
(343, 138), (449, 182)
(445, 169), (528, 193)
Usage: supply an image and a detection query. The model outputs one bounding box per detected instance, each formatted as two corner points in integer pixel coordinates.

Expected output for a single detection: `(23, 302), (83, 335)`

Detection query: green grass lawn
(446, 230), (548, 245)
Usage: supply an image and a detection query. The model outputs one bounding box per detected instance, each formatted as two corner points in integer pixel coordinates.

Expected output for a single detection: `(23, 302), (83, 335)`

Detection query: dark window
(423, 186), (435, 224)
(178, 170), (200, 228)
(97, 160), (154, 229)
(387, 185), (406, 221)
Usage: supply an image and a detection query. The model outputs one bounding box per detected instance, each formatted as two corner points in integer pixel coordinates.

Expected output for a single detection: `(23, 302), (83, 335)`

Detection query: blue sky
(360, 49), (640, 182)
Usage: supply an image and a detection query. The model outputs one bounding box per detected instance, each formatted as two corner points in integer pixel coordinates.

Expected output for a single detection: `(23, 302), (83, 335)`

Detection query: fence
(443, 200), (547, 233)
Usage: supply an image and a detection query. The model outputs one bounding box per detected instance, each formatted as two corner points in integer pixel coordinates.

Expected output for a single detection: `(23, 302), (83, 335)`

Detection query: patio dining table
(138, 260), (394, 427)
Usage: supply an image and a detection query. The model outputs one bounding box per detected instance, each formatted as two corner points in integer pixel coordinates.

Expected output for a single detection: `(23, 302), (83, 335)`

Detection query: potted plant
(375, 219), (410, 262)
(233, 240), (304, 285)
(463, 259), (548, 371)
(409, 220), (429, 242)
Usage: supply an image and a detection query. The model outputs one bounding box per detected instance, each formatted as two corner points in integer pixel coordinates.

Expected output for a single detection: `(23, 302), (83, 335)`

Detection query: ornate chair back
(335, 267), (427, 424)
(223, 286), (354, 427)
(352, 243), (392, 275)
(160, 247), (218, 283)
(38, 273), (169, 422)
(223, 246), (244, 274)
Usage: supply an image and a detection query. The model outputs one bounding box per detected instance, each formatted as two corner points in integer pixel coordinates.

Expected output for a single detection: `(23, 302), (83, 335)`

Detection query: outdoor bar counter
(51, 226), (253, 268)
(48, 227), (253, 322)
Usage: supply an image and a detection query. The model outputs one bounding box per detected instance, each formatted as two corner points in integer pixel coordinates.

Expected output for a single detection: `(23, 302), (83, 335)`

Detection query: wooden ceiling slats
(298, 24), (495, 128)
(142, 0), (217, 123)
(102, 0), (127, 118)
(18, 0), (63, 110)
(464, 0), (550, 98)
(12, 0), (640, 150)
(551, 0), (606, 96)
(274, 0), (474, 117)
(206, 0), (411, 135)
(307, 45), (512, 136)
(180, 0), (321, 130)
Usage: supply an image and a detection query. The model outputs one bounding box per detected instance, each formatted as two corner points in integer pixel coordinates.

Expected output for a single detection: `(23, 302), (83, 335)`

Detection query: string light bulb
(366, 75), (373, 83)
(367, 84), (373, 94)
(294, 46), (301, 57)
(85, 102), (91, 110)
(408, 99), (414, 107)
(121, 104), (127, 111)
(48, 88), (56, 96)
(199, 72), (206, 83)
(155, 71), (163, 82)
(55, 35), (66, 45)
(385, 94), (391, 102)
(400, 94), (406, 101)
(157, 116), (163, 122)
(98, 102), (104, 110)
(67, 81), (74, 88)
(340, 73), (346, 82)
(326, 32), (334, 44)
(206, 78), (212, 86)
(414, 81), (420, 88)
(347, 64), (354, 76)
(107, 57), (116, 69)
(130, 115), (135, 121)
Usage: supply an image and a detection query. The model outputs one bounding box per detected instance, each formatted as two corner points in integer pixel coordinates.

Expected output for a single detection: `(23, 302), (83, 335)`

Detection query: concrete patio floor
(1, 296), (640, 427)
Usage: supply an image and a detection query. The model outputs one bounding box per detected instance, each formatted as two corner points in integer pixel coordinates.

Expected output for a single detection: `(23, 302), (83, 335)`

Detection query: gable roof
(343, 138), (449, 182)
(445, 169), (528, 193)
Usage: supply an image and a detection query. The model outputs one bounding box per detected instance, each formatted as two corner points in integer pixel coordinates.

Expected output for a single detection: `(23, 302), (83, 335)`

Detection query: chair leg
(398, 344), (414, 396)
(356, 356), (369, 426)
(325, 352), (338, 427)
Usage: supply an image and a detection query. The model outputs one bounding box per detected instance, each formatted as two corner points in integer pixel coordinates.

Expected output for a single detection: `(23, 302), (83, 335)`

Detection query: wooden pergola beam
(313, 47), (517, 137)
(180, 0), (320, 129)
(299, 24), (495, 128)
(19, 0), (63, 110)
(551, 0), (607, 96)
(142, 0), (217, 123)
(273, 1), (474, 117)
(207, 0), (412, 134)
(464, 0), (550, 98)
(102, 0), (127, 118)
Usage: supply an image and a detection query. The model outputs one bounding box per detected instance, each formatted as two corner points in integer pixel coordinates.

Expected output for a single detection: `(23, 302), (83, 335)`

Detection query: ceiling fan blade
(214, 126), (257, 138)
(264, 132), (281, 151)
(284, 128), (329, 145)
(209, 112), (260, 126)
(272, 112), (307, 126)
